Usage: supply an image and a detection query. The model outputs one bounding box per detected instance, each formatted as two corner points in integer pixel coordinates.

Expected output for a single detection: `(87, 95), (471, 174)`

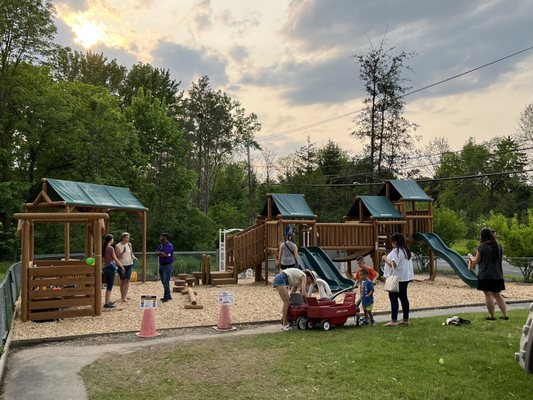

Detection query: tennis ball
(439, 358), (444, 365)
(86, 257), (95, 265)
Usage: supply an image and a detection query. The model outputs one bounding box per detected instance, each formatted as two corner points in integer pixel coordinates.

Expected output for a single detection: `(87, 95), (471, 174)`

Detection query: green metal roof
(346, 196), (402, 220)
(379, 180), (431, 201)
(34, 178), (146, 211)
(261, 193), (315, 219)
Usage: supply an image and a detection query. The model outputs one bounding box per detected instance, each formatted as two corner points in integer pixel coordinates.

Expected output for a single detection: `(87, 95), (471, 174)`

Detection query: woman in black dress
(469, 228), (508, 320)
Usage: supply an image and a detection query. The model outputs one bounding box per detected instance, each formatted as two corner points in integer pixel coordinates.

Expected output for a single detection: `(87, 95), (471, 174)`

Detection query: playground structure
(222, 180), (477, 289)
(15, 178), (148, 322)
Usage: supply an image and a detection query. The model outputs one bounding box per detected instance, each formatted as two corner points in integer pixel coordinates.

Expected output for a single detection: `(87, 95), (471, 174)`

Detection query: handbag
(384, 270), (399, 293)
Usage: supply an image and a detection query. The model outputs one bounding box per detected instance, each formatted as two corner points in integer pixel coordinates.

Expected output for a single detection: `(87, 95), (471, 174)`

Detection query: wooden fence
(26, 259), (100, 321)
(233, 223), (266, 277)
(315, 223), (374, 250)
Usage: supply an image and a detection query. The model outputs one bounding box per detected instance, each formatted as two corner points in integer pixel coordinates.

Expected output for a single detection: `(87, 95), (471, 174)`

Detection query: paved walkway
(2, 303), (531, 400)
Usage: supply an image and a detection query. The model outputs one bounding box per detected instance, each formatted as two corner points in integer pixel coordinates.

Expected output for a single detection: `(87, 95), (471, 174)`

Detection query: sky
(52, 0), (533, 161)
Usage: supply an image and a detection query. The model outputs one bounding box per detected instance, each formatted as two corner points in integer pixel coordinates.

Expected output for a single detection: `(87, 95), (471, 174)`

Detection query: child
(305, 269), (332, 299)
(359, 268), (375, 326)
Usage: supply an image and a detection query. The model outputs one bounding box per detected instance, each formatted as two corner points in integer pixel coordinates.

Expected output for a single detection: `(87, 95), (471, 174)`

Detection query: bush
(434, 206), (467, 246)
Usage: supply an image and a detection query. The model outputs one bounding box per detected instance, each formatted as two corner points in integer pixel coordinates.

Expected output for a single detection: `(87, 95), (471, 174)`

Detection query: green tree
(0, 0), (57, 253)
(51, 49), (127, 95)
(485, 210), (533, 282)
(121, 62), (182, 116)
(352, 41), (416, 179)
(433, 206), (467, 246)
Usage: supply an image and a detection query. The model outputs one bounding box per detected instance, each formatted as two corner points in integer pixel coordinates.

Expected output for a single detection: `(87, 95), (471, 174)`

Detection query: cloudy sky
(53, 0), (533, 159)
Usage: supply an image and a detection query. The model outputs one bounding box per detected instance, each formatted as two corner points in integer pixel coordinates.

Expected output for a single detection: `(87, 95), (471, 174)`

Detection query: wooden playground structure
(222, 180), (435, 284)
(15, 178), (148, 322)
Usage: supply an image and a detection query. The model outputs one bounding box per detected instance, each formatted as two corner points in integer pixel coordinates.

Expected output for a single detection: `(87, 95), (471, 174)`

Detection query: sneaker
(362, 320), (370, 325)
(486, 316), (496, 321)
(371, 320), (376, 326)
(161, 298), (170, 303)
(282, 324), (291, 331)
(103, 303), (115, 309)
(499, 316), (509, 320)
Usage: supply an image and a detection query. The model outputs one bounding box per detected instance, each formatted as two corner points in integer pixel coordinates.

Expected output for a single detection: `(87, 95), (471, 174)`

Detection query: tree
(484, 210), (533, 282)
(182, 76), (257, 214)
(0, 0), (56, 249)
(51, 49), (127, 95)
(433, 206), (467, 246)
(352, 40), (417, 180)
(120, 62), (182, 116)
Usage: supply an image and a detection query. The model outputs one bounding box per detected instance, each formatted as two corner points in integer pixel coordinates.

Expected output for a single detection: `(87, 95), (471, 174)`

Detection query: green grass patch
(81, 310), (533, 400)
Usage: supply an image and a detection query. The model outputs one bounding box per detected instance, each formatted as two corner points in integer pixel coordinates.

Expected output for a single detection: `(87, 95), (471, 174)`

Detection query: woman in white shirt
(115, 232), (137, 302)
(381, 233), (414, 326)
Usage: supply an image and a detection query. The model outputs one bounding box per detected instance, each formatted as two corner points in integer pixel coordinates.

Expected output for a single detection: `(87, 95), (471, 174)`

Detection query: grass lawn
(81, 309), (533, 400)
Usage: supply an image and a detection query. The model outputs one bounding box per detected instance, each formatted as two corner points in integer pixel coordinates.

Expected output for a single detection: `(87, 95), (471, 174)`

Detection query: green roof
(346, 196), (402, 220)
(261, 193), (315, 219)
(33, 178), (146, 211)
(379, 180), (431, 201)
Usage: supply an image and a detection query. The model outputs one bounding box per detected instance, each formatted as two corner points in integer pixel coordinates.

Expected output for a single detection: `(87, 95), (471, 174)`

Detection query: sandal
(384, 321), (398, 327)
(485, 316), (496, 321)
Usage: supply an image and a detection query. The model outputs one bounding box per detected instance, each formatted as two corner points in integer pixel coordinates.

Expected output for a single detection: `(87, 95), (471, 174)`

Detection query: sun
(71, 20), (105, 49)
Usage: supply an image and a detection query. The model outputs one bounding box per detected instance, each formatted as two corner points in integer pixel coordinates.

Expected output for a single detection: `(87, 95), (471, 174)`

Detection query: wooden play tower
(15, 178), (148, 322)
(223, 180), (435, 284)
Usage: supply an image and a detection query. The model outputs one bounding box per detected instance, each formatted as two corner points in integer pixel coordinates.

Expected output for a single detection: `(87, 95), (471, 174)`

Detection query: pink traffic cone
(136, 308), (160, 338)
(213, 304), (236, 331)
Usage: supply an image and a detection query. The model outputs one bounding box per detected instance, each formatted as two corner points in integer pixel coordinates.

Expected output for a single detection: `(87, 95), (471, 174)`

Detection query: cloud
(151, 41), (228, 86)
(281, 0), (533, 100)
(55, 0), (90, 12)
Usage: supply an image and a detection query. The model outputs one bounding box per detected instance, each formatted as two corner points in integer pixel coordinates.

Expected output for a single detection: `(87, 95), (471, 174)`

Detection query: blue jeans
(389, 281), (410, 322)
(159, 263), (173, 300)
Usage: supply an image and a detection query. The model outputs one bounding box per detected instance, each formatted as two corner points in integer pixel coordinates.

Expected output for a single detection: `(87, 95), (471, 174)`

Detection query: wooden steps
(209, 271), (237, 286)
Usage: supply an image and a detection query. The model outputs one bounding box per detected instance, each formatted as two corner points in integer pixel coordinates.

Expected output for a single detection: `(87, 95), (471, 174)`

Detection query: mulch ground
(11, 274), (532, 341)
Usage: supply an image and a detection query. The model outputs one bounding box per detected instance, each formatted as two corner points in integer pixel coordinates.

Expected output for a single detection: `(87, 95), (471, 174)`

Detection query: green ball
(86, 257), (95, 265)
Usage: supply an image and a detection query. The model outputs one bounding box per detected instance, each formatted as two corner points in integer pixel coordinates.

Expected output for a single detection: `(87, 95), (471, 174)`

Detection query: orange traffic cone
(213, 304), (236, 331)
(136, 308), (160, 338)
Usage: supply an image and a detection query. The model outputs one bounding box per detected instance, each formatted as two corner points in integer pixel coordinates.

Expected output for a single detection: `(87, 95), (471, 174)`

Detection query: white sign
(218, 291), (234, 305)
(140, 294), (157, 309)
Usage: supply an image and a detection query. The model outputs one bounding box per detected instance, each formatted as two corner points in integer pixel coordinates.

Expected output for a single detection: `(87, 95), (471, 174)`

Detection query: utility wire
(264, 169), (533, 188)
(257, 45), (533, 141)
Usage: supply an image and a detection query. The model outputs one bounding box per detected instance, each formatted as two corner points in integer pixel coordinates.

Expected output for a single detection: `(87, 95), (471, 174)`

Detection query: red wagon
(287, 290), (360, 331)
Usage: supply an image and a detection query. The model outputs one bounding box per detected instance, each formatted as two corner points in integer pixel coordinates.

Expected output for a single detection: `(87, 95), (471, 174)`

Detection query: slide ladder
(413, 232), (478, 288)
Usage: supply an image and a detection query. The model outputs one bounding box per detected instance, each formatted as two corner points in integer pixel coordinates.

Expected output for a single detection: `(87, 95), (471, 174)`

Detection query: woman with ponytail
(469, 228), (508, 320)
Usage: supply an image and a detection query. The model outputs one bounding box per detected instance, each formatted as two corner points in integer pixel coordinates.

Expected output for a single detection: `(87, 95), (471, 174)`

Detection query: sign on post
(218, 291), (234, 305)
(140, 294), (157, 309)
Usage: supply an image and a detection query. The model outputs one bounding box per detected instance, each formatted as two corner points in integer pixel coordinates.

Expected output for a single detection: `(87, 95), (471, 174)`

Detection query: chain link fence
(0, 262), (21, 346)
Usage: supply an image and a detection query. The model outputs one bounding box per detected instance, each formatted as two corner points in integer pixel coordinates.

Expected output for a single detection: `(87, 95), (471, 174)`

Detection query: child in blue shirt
(360, 269), (375, 326)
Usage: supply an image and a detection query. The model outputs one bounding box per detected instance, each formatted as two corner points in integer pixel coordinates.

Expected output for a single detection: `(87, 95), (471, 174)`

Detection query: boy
(354, 256), (379, 307)
(359, 268), (375, 326)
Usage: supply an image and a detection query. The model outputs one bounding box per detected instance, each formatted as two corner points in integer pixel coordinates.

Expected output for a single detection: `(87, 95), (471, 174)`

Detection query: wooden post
(264, 249), (269, 286)
(428, 201), (434, 232)
(429, 249), (436, 281)
(142, 210), (147, 283)
(94, 219), (103, 315)
(29, 222), (34, 262)
(64, 206), (71, 260)
(267, 195), (272, 221)
(20, 220), (29, 322)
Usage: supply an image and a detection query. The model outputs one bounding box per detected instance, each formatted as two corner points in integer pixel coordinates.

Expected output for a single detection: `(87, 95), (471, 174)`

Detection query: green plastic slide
(298, 247), (354, 292)
(413, 232), (478, 288)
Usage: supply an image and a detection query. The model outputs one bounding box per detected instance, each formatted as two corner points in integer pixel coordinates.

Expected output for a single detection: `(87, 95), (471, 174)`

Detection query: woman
(469, 228), (508, 320)
(272, 267), (307, 331)
(382, 233), (414, 326)
(115, 232), (137, 302)
(276, 233), (300, 269)
(102, 234), (125, 309)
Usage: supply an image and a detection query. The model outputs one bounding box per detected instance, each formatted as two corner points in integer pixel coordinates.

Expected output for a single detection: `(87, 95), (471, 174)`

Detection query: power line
(264, 169), (533, 188)
(257, 45), (533, 141)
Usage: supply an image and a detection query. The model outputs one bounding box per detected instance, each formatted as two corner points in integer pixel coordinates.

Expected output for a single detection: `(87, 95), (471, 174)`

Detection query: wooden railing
(315, 223), (374, 250)
(406, 215), (433, 237)
(233, 223), (266, 276)
(27, 260), (100, 321)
